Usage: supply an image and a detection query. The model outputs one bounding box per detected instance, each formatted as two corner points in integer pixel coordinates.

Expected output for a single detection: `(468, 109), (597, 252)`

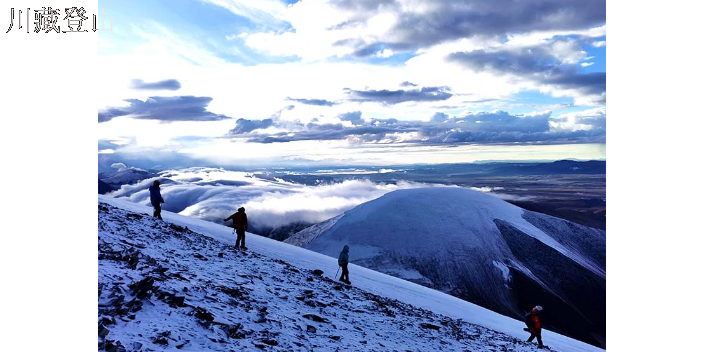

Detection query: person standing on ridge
(524, 305), (545, 349)
(224, 207), (248, 250)
(148, 180), (165, 220)
(338, 245), (350, 284)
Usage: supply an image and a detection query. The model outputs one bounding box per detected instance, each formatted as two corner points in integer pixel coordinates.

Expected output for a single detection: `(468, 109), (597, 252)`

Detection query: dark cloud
(130, 79), (181, 91)
(345, 86), (452, 105)
(351, 43), (388, 57)
(450, 48), (557, 76)
(331, 0), (605, 49)
(545, 72), (606, 98)
(286, 97), (337, 106)
(231, 109), (605, 145)
(99, 108), (129, 123)
(339, 111), (363, 125)
(449, 42), (605, 101)
(98, 96), (232, 123)
(401, 81), (418, 87)
(247, 125), (409, 143)
(229, 118), (274, 134)
(453, 111), (550, 133)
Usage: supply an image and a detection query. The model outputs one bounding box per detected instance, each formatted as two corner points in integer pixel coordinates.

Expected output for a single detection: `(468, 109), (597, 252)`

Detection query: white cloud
(550, 107), (606, 132)
(111, 162), (127, 171)
(199, 0), (288, 26)
(226, 32), (249, 40)
(549, 39), (587, 65)
(108, 168), (441, 231)
(243, 1), (402, 62)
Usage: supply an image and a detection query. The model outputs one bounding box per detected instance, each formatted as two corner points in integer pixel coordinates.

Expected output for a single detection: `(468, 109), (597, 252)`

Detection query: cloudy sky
(98, 0), (606, 170)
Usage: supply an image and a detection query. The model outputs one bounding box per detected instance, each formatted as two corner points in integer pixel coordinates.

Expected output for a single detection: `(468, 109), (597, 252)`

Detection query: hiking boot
(234, 246), (240, 250)
(241, 246), (248, 250)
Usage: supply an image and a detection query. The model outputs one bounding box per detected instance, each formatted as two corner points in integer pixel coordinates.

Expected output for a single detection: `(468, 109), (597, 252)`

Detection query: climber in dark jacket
(524, 305), (545, 348)
(338, 245), (350, 284)
(148, 180), (165, 220)
(224, 207), (248, 249)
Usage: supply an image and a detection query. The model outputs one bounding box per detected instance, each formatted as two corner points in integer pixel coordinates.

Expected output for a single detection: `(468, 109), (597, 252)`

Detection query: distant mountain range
(98, 168), (155, 194)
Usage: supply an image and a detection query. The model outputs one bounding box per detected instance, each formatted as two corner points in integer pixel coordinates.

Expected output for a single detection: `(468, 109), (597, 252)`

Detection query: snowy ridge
(284, 214), (343, 247)
(292, 188), (603, 278)
(98, 195), (603, 352)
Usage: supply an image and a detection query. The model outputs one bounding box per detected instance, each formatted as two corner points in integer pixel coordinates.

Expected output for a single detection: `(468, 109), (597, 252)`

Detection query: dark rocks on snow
(193, 253), (208, 261)
(302, 314), (330, 323)
(154, 330), (171, 345)
(261, 338), (278, 346)
(158, 291), (188, 308)
(98, 323), (110, 338)
(312, 269), (324, 276)
(306, 325), (317, 333)
(194, 307), (215, 323)
(329, 335), (341, 341)
(128, 277), (155, 299)
(103, 339), (127, 352)
(153, 337), (168, 345)
(420, 323), (441, 330)
(226, 323), (246, 339)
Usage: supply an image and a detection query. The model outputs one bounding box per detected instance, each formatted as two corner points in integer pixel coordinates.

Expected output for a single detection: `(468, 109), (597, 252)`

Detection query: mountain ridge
(98, 194), (604, 352)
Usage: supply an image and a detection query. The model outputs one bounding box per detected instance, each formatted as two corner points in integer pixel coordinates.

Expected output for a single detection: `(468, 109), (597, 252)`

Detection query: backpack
(524, 312), (534, 327)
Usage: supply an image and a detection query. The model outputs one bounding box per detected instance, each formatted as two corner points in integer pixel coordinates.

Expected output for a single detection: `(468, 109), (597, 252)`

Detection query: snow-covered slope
(99, 195), (603, 352)
(285, 187), (606, 347)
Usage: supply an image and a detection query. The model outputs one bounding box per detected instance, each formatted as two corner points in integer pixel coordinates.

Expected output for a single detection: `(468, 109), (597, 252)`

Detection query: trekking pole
(335, 266), (340, 279)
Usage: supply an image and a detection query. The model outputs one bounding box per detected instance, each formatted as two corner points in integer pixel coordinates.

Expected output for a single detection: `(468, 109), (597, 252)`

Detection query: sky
(97, 0), (606, 169)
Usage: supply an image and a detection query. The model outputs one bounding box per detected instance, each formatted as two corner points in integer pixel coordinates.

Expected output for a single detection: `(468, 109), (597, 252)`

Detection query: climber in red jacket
(524, 305), (545, 348)
(224, 207), (248, 250)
